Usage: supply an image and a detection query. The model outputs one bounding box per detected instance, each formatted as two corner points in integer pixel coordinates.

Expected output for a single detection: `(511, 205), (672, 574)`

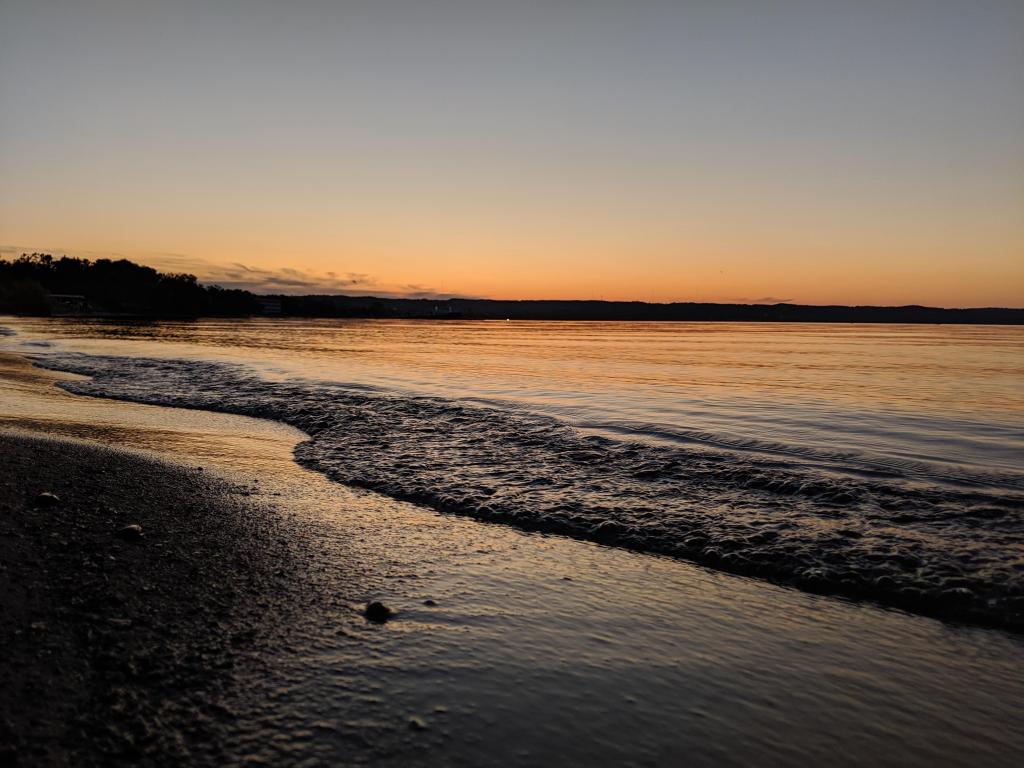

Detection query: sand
(0, 433), (310, 765)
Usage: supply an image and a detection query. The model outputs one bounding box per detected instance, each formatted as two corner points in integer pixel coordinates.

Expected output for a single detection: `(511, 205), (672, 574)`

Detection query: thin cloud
(178, 259), (474, 299)
(187, 260), (387, 294)
(728, 295), (795, 305)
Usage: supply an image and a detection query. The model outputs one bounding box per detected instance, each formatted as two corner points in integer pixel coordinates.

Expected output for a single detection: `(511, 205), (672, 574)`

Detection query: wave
(438, 393), (1023, 492)
(36, 352), (1024, 632)
(572, 419), (1024, 491)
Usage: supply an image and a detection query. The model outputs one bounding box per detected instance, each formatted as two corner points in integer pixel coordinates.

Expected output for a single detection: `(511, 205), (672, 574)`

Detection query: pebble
(115, 524), (145, 541)
(364, 601), (393, 623)
(34, 491), (60, 508)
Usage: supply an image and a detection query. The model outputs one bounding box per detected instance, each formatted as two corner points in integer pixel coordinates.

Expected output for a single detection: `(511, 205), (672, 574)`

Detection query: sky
(1, 1), (1022, 306)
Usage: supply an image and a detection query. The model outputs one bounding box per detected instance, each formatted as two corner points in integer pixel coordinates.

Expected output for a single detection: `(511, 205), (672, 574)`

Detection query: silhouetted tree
(0, 253), (260, 317)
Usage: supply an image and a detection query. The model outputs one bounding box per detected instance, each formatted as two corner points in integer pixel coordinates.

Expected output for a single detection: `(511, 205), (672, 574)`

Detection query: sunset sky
(1, 1), (1022, 306)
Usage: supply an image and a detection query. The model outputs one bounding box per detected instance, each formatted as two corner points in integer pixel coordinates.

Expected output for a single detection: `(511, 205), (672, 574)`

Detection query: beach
(0, 432), (308, 765)
(2, 343), (1024, 766)
(4, 2), (1022, 762)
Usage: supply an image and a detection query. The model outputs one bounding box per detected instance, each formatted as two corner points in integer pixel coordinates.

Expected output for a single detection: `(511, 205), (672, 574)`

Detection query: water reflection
(3, 318), (1022, 482)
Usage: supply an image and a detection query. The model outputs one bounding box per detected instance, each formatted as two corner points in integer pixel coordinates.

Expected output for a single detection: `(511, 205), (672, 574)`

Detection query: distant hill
(2, 253), (1020, 323)
(274, 294), (1024, 325)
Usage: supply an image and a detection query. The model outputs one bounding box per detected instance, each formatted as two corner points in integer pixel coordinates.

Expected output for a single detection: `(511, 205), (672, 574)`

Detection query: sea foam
(39, 352), (1024, 631)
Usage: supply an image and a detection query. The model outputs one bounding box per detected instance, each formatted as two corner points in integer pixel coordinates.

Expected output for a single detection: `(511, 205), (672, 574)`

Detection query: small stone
(423, 599), (437, 607)
(590, 520), (623, 543)
(408, 716), (428, 731)
(34, 491), (60, 507)
(364, 601), (393, 623)
(115, 524), (144, 541)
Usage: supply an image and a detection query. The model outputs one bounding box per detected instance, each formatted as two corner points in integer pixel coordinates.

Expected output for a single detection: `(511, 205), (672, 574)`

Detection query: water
(3, 319), (1021, 480)
(3, 352), (1024, 766)
(2, 317), (1022, 628)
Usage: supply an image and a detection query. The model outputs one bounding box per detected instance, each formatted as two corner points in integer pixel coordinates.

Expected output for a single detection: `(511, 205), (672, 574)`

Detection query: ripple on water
(37, 352), (1024, 632)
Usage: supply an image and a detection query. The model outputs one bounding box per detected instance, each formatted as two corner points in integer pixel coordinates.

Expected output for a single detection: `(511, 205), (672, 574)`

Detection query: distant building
(256, 296), (283, 316)
(431, 302), (461, 318)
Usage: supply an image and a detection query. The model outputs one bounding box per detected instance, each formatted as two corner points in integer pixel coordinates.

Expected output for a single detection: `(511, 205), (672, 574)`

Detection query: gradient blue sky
(2, 1), (1022, 304)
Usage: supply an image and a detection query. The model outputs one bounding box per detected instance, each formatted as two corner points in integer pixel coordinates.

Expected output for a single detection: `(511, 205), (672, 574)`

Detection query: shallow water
(2, 318), (1021, 629)
(3, 352), (1024, 766)
(4, 318), (1022, 484)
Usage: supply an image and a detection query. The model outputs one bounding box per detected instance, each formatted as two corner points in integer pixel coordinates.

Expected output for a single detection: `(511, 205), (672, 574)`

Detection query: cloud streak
(726, 295), (795, 305)
(171, 258), (471, 298)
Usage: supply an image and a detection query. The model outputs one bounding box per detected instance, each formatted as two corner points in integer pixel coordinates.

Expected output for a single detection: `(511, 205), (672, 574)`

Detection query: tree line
(2, 252), (1019, 323)
(0, 253), (259, 316)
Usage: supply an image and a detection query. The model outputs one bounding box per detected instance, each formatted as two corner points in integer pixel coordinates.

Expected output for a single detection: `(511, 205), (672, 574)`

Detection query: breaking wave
(36, 352), (1024, 631)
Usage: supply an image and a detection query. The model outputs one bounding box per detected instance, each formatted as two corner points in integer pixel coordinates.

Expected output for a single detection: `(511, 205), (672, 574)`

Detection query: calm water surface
(4, 318), (1021, 481)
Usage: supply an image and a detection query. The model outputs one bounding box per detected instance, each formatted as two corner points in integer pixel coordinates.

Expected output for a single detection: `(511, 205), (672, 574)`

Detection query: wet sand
(2, 351), (1024, 766)
(0, 433), (311, 765)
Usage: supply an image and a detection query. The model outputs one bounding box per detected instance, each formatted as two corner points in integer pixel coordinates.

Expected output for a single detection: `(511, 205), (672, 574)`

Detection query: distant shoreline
(5, 254), (1020, 323)
(5, 299), (1024, 324)
(252, 296), (1024, 324)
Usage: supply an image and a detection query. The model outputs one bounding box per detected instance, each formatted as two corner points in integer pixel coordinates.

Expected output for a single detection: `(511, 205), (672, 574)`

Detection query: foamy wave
(37, 352), (1024, 631)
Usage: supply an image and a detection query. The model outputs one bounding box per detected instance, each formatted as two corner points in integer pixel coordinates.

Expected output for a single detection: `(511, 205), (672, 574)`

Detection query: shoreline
(3, 349), (1024, 766)
(25, 347), (1024, 634)
(0, 432), (310, 766)
(4, 301), (1024, 324)
(8, 314), (1024, 326)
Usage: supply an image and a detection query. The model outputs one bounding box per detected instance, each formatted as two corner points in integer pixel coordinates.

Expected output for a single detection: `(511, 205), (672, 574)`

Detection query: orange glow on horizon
(2, 1), (1022, 308)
